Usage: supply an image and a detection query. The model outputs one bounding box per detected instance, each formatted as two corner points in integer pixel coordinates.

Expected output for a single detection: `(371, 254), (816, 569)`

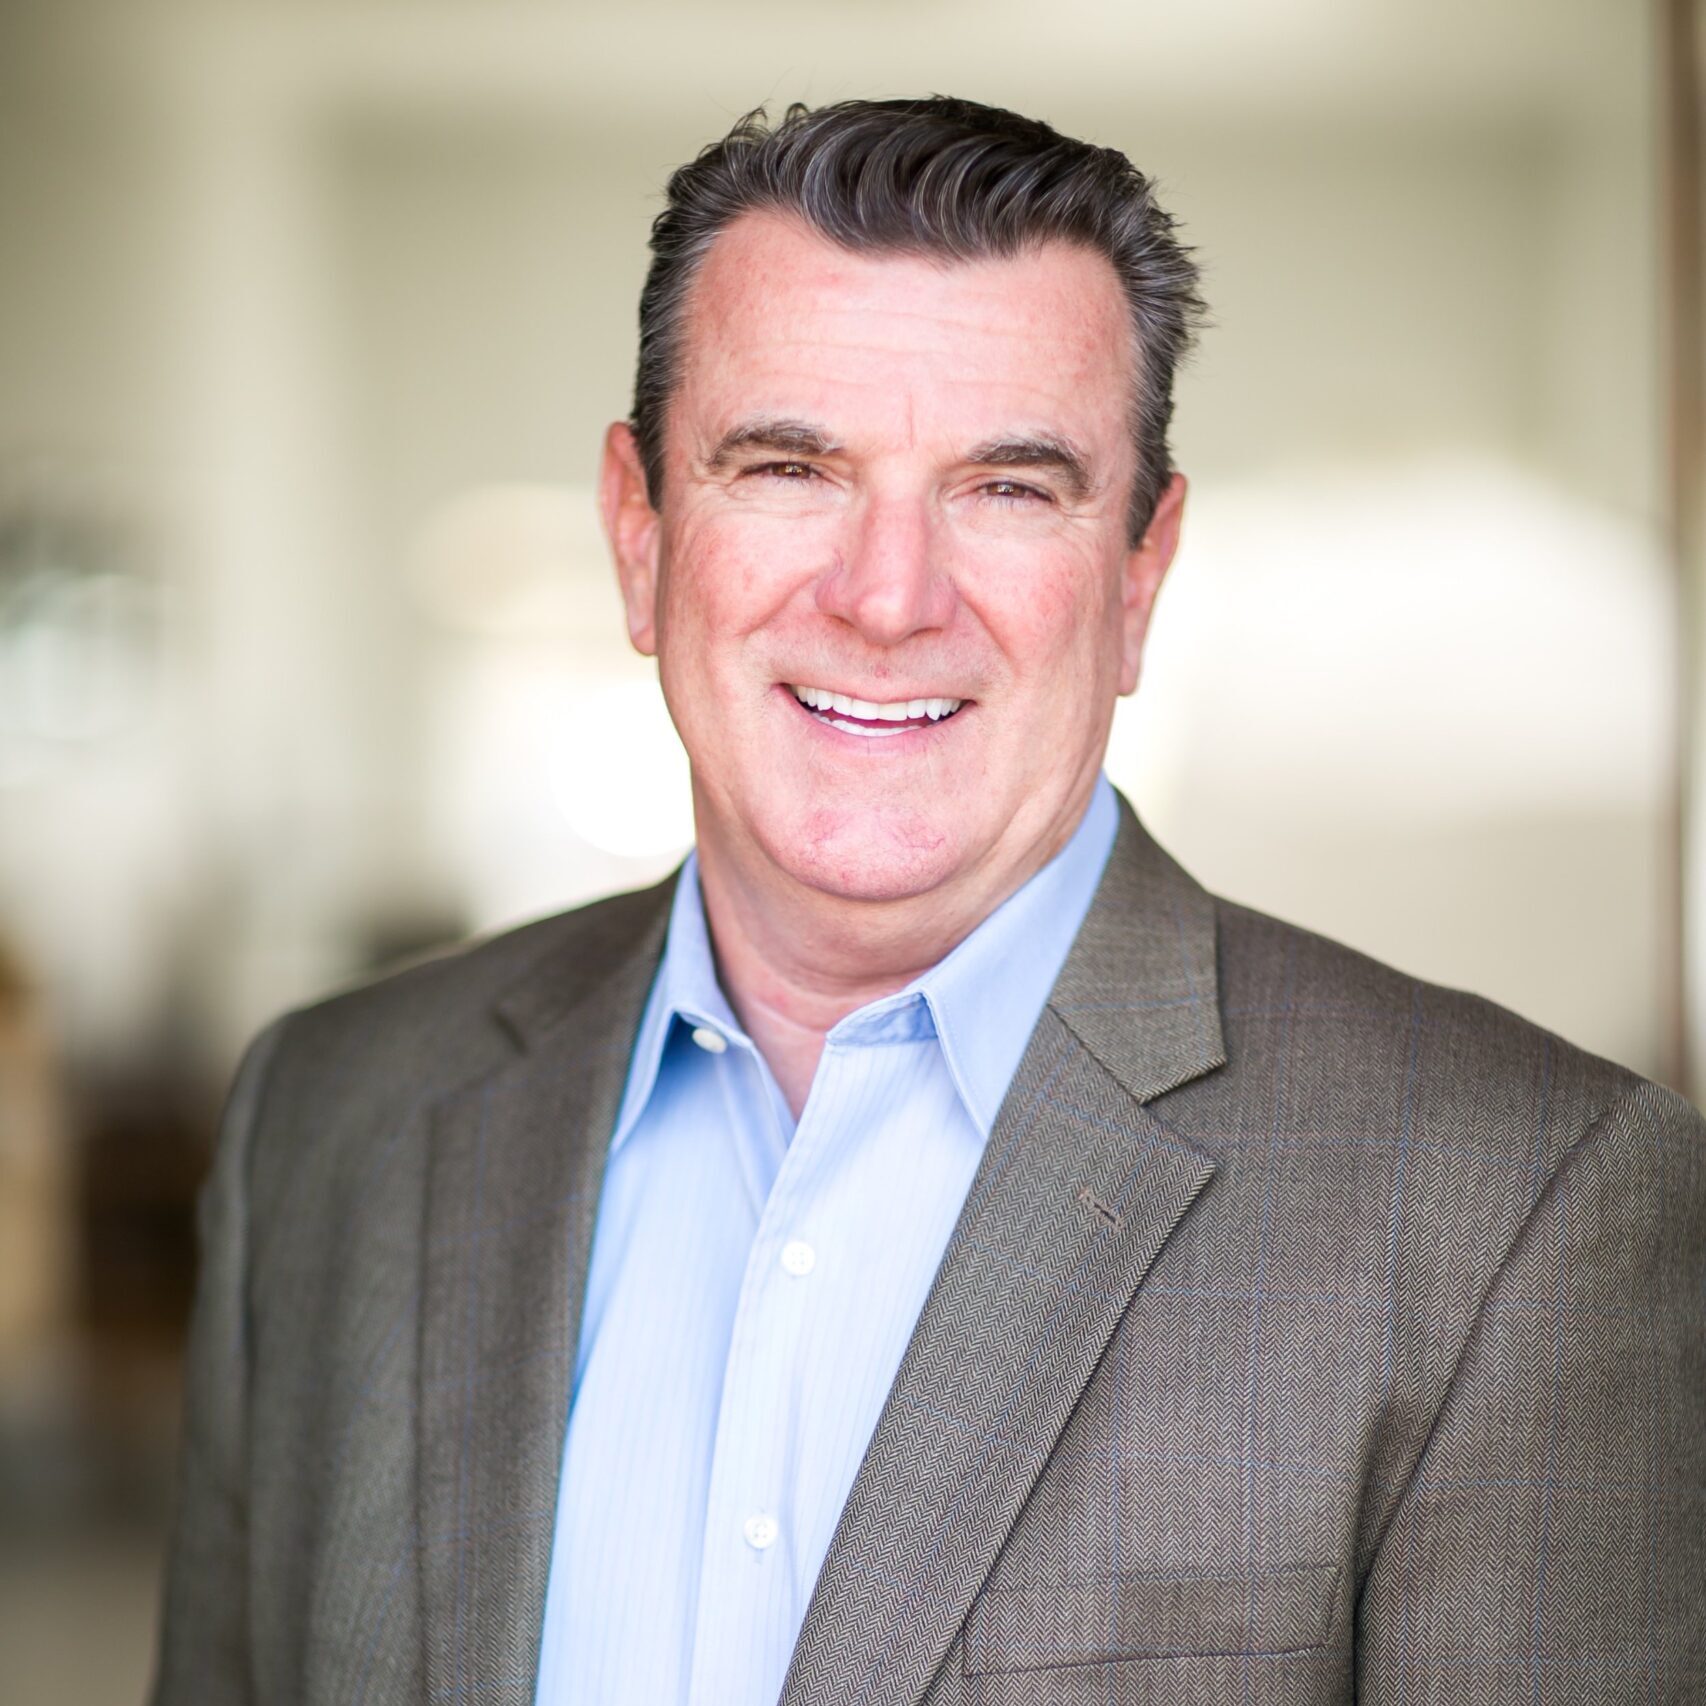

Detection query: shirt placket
(686, 1040), (834, 1706)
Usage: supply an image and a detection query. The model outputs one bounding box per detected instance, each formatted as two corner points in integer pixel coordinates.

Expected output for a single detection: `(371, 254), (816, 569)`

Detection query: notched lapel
(1049, 796), (1225, 1105)
(414, 882), (672, 1702)
(781, 798), (1227, 1706)
(781, 1018), (1216, 1706)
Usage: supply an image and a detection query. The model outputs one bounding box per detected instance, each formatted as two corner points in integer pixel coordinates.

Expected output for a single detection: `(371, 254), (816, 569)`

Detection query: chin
(768, 801), (971, 905)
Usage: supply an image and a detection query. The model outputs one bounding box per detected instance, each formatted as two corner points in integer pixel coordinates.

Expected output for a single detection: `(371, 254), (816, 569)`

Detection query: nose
(813, 491), (956, 645)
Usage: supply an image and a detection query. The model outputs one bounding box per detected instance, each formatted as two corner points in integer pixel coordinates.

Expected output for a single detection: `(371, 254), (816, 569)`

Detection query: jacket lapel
(414, 879), (674, 1701)
(780, 799), (1226, 1706)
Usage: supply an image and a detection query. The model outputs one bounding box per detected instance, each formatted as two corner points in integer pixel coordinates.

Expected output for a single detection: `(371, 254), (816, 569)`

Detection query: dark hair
(631, 96), (1204, 543)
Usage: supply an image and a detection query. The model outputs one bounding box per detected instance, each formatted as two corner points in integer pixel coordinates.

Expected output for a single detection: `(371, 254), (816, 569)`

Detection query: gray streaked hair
(630, 96), (1205, 543)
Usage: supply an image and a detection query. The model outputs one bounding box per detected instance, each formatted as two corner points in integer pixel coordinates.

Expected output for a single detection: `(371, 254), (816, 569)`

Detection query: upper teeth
(790, 685), (964, 721)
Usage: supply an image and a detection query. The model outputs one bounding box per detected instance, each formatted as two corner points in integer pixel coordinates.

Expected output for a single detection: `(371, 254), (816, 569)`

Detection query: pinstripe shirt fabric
(151, 792), (1706, 1706)
(533, 779), (1117, 1706)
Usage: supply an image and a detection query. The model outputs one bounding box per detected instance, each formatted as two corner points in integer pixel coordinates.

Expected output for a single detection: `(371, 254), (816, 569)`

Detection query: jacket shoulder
(258, 873), (676, 1106)
(1206, 894), (1693, 1163)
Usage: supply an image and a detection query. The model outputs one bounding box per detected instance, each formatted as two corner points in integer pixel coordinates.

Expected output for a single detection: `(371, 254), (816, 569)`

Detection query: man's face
(602, 212), (1184, 911)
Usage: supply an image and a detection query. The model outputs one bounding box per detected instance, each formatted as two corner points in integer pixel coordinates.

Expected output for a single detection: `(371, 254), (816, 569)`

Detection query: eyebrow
(705, 418), (843, 469)
(963, 434), (1094, 503)
(703, 418), (1095, 503)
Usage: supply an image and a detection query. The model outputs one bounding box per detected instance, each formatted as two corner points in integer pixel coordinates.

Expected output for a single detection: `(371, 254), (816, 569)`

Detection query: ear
(1117, 471), (1186, 695)
(599, 420), (663, 657)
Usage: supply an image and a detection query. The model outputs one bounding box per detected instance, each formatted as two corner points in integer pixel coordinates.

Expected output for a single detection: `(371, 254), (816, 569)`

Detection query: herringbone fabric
(150, 799), (1706, 1705)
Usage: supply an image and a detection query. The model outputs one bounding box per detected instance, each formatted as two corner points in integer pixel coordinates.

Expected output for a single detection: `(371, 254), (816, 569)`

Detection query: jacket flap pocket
(963, 1564), (1340, 1676)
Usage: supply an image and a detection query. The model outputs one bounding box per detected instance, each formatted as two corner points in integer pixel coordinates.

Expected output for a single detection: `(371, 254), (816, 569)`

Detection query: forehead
(672, 212), (1136, 452)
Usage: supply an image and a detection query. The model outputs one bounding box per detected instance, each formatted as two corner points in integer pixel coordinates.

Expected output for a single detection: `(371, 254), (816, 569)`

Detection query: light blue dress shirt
(533, 776), (1118, 1706)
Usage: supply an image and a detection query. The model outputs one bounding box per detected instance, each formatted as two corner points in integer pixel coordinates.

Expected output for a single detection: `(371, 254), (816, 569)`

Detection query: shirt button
(689, 1025), (727, 1054)
(780, 1239), (816, 1277)
(743, 1513), (778, 1550)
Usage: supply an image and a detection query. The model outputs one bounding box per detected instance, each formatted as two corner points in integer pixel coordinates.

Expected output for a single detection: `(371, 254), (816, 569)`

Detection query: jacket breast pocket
(962, 1564), (1341, 1677)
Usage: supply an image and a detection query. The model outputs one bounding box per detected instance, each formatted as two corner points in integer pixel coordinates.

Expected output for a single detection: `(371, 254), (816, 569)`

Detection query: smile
(788, 683), (965, 738)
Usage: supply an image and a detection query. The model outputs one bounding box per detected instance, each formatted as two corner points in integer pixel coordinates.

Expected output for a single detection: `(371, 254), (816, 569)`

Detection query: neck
(694, 809), (1084, 1119)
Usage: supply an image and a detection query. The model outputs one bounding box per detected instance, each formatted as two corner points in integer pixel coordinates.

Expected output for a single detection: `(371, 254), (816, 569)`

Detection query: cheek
(660, 509), (828, 651)
(656, 543), (760, 672)
(969, 549), (1121, 688)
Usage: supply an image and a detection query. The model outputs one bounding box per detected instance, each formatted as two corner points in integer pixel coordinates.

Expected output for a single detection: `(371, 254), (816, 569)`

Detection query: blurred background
(2, 1), (1703, 1699)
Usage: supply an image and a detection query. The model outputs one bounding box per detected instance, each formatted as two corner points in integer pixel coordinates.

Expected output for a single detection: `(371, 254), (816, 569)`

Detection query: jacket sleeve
(148, 1017), (290, 1706)
(1356, 1076), (1706, 1703)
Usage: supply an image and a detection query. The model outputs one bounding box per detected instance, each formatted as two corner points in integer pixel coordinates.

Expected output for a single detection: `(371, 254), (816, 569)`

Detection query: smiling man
(600, 205), (1180, 1120)
(152, 99), (1705, 1706)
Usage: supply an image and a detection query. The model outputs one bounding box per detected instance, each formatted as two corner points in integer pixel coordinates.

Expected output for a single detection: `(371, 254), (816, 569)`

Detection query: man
(152, 98), (1704, 1705)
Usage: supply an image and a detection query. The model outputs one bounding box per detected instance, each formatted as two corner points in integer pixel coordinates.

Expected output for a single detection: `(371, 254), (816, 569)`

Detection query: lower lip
(780, 687), (967, 742)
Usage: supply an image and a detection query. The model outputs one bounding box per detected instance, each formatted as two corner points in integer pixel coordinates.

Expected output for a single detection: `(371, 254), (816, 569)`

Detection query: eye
(750, 460), (819, 481)
(981, 477), (1049, 504)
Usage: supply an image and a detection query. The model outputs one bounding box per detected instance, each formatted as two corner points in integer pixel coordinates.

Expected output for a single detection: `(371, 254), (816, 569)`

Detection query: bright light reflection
(1111, 454), (1670, 824)
(549, 678), (694, 859)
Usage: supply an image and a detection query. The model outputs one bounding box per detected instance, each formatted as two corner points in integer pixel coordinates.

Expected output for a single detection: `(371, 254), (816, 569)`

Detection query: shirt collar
(607, 851), (739, 1152)
(610, 774), (1119, 1147)
(908, 774), (1117, 1133)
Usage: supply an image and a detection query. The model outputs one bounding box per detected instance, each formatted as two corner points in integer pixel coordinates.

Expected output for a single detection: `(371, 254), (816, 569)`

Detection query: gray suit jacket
(151, 799), (1706, 1704)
